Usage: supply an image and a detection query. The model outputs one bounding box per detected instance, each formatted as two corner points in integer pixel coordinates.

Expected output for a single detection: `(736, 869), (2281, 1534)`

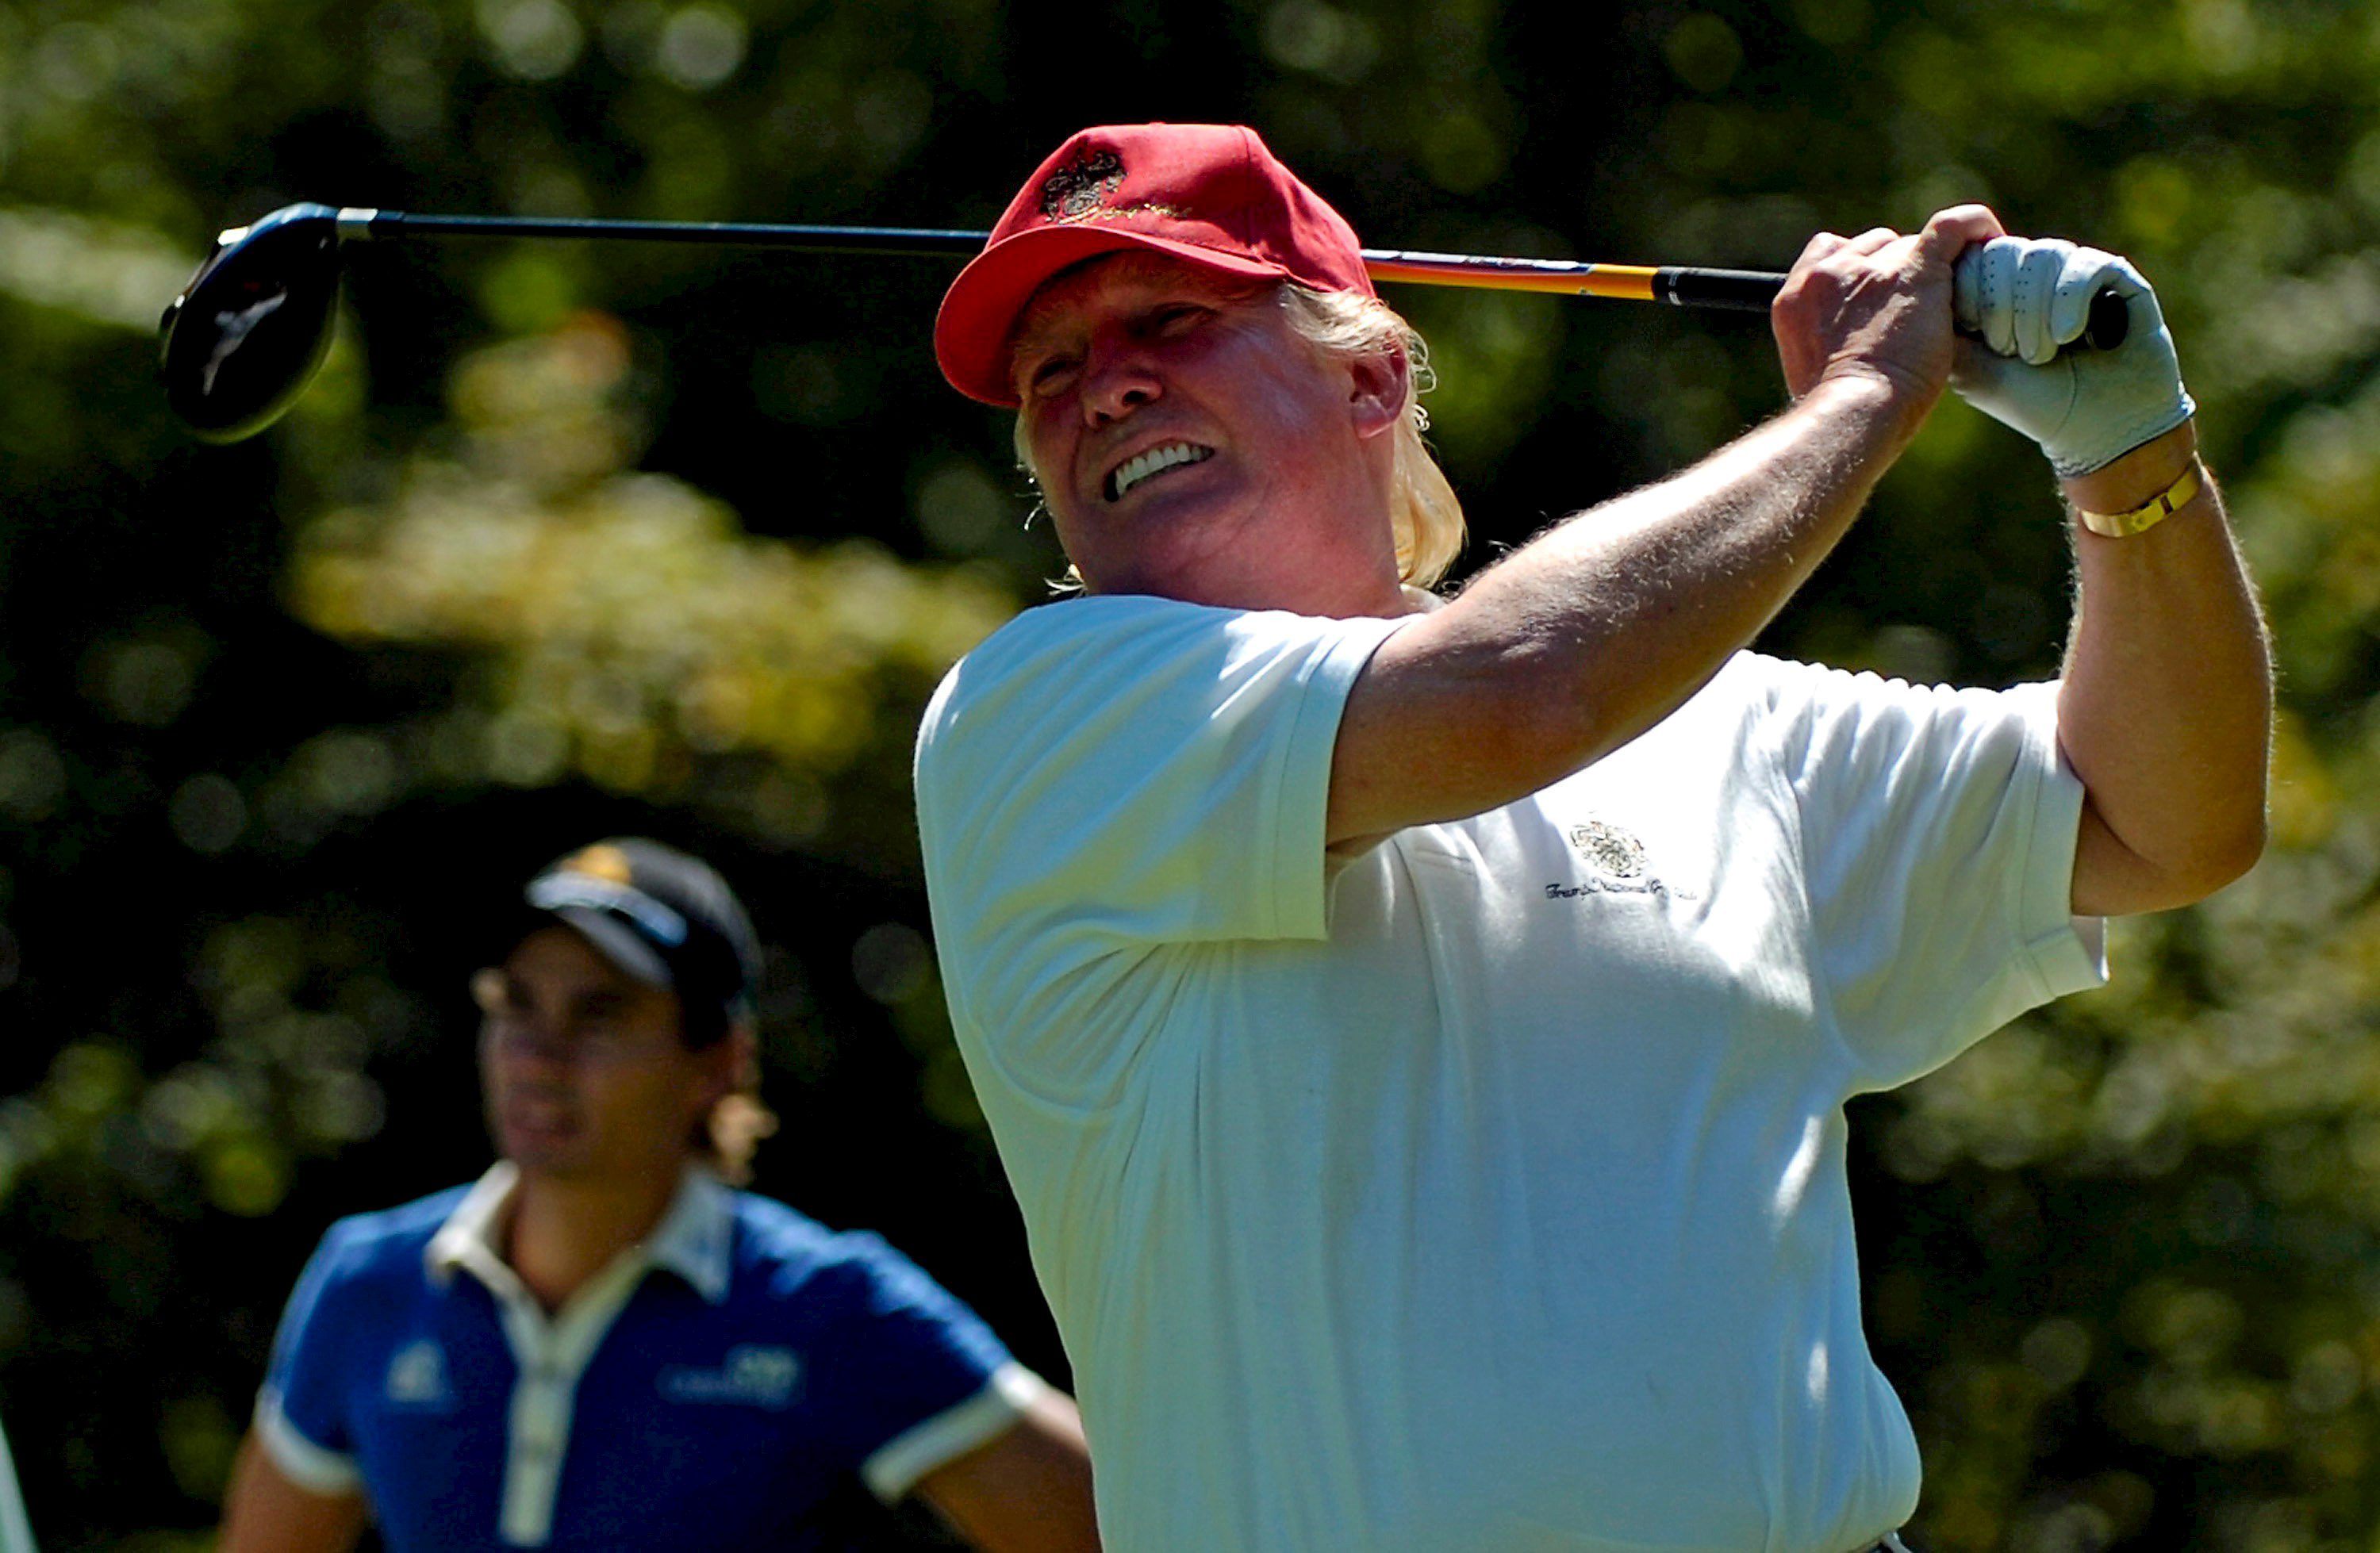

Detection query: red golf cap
(934, 123), (1375, 406)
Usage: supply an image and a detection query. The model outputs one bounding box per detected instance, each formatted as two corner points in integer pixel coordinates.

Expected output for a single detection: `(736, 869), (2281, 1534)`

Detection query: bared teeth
(1107, 443), (1212, 501)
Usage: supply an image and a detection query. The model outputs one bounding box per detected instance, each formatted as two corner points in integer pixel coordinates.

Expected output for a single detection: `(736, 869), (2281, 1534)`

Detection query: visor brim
(934, 224), (1296, 407)
(543, 907), (674, 990)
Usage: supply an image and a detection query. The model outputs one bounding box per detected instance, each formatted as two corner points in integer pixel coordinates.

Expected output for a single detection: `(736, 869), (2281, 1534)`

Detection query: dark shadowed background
(0, 1), (2374, 1547)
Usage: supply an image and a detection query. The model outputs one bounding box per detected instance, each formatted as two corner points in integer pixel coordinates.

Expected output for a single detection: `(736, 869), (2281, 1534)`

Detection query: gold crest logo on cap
(1039, 149), (1126, 220)
(562, 844), (634, 886)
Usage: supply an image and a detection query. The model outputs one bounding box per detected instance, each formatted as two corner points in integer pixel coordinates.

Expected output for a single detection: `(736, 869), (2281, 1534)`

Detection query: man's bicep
(1326, 612), (1580, 845)
(217, 1432), (370, 1553)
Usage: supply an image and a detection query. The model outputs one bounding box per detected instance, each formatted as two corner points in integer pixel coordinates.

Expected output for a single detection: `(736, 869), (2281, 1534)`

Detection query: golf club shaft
(338, 209), (992, 257)
(1361, 250), (1779, 310)
(333, 209), (1786, 313)
(163, 202), (2132, 445)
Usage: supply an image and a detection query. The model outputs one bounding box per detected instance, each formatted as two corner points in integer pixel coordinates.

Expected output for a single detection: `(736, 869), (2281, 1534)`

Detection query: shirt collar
(424, 1160), (735, 1306)
(643, 1166), (735, 1305)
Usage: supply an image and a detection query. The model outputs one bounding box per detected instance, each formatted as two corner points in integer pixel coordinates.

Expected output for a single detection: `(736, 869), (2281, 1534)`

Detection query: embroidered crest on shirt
(658, 1345), (802, 1409)
(386, 1339), (451, 1405)
(1549, 818), (1697, 901)
(1568, 820), (1647, 881)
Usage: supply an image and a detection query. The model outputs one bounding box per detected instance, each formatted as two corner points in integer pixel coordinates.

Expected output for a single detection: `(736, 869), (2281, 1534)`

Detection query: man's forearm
(1332, 373), (1919, 839)
(218, 1432), (370, 1553)
(2058, 422), (2273, 915)
(1471, 370), (1919, 756)
(1330, 209), (1994, 846)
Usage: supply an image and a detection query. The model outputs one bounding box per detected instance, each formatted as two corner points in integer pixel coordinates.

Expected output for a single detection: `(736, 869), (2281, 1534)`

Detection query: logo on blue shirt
(657, 1346), (802, 1409)
(385, 1340), (451, 1407)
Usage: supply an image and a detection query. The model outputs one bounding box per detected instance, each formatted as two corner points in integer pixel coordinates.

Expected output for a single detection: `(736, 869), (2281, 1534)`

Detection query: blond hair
(1274, 283), (1466, 590)
(1012, 278), (1467, 592)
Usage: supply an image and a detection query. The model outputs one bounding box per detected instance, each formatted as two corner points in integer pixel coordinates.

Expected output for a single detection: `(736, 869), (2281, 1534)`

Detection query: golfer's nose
(1081, 333), (1162, 427)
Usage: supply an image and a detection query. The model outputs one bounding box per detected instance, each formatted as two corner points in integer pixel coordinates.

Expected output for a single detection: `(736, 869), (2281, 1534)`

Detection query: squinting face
(476, 925), (730, 1187)
(1011, 253), (1407, 613)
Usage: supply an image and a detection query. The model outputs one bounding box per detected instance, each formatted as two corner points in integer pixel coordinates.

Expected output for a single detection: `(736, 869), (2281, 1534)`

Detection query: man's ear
(700, 1022), (779, 1184)
(1346, 345), (1411, 441)
(697, 1022), (757, 1108)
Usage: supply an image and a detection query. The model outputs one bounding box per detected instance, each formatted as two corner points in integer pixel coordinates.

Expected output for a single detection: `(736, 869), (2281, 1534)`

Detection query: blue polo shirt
(256, 1165), (1046, 1551)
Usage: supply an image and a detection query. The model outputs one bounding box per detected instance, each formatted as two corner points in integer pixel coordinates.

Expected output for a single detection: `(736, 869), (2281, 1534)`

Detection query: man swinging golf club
(913, 122), (2271, 1551)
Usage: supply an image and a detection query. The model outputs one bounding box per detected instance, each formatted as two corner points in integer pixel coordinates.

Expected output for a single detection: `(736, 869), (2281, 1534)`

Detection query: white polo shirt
(914, 594), (2106, 1553)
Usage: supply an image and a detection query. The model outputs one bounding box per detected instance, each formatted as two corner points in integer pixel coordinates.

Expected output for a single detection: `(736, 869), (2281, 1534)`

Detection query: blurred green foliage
(0, 0), (2375, 1548)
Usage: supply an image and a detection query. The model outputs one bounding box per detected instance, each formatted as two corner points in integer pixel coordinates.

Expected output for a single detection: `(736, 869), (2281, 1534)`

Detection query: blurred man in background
(914, 123), (2269, 1551)
(217, 838), (1099, 1552)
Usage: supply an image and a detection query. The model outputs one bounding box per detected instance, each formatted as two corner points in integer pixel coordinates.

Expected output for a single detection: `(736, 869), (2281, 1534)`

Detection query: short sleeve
(1764, 658), (2107, 1088)
(916, 595), (1403, 1105)
(254, 1223), (368, 1495)
(797, 1233), (1042, 1503)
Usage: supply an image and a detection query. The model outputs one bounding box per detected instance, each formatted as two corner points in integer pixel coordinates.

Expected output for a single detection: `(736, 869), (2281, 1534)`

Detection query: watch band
(2073, 460), (2203, 538)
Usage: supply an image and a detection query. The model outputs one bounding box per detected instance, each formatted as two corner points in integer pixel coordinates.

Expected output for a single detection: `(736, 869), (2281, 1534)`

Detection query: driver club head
(159, 202), (344, 443)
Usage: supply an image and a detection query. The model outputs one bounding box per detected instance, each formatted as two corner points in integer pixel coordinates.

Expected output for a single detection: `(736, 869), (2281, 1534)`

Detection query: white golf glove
(1950, 236), (2195, 476)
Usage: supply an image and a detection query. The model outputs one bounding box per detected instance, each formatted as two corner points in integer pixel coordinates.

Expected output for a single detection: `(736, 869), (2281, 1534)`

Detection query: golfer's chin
(1067, 514), (1283, 608)
(1058, 481), (1250, 577)
(494, 1114), (593, 1175)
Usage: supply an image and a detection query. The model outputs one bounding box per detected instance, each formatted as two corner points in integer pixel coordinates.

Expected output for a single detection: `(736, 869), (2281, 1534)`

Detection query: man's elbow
(2190, 806), (2270, 899)
(2149, 805), (2268, 911)
(2077, 790), (2268, 917)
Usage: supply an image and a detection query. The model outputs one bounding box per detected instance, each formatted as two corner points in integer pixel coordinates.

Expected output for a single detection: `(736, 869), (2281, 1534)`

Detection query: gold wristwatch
(2072, 461), (2203, 539)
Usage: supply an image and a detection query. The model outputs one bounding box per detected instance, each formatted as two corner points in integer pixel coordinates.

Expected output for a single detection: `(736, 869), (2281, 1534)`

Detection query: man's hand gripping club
(1772, 204), (2010, 441)
(1951, 236), (2195, 477)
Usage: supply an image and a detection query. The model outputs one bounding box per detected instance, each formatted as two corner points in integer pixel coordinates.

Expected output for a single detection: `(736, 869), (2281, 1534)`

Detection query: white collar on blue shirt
(424, 1160), (735, 1307)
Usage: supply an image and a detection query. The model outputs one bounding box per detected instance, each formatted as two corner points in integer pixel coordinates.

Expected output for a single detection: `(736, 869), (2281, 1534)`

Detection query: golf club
(158, 202), (2129, 443)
